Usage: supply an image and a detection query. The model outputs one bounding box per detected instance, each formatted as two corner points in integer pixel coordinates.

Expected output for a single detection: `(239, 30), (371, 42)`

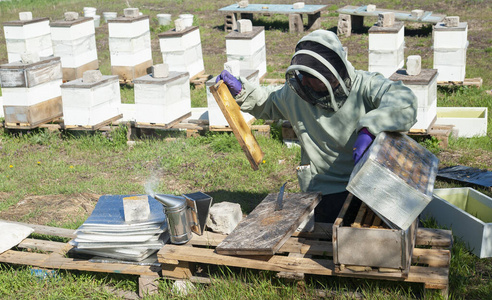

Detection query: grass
(0, 0), (491, 298)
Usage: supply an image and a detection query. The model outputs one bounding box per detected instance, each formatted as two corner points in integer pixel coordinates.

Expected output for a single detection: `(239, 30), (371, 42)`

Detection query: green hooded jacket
(235, 30), (417, 195)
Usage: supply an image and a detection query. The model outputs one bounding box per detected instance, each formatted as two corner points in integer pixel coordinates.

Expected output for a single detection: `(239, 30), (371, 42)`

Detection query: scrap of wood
(215, 192), (321, 255)
(362, 209), (375, 227)
(209, 81), (264, 170)
(370, 215), (383, 228)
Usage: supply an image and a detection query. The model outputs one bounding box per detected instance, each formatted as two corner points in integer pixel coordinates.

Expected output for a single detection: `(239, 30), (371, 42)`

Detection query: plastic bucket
(103, 12), (117, 23)
(93, 15), (101, 27)
(179, 14), (193, 27)
(83, 7), (97, 17)
(157, 13), (172, 26)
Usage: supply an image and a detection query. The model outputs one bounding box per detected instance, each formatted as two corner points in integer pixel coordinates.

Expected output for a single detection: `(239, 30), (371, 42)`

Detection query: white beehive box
(0, 56), (63, 126)
(389, 69), (438, 131)
(3, 17), (53, 63)
(158, 26), (205, 80)
(368, 22), (404, 78)
(50, 17), (99, 81)
(347, 131), (439, 230)
(107, 15), (153, 82)
(434, 107), (488, 138)
(133, 71), (191, 124)
(226, 26), (267, 79)
(421, 188), (492, 258)
(61, 75), (121, 126)
(206, 69), (259, 127)
(433, 22), (468, 82)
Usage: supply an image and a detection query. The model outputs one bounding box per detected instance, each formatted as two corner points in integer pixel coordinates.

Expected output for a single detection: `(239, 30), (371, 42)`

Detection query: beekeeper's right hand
(216, 70), (242, 97)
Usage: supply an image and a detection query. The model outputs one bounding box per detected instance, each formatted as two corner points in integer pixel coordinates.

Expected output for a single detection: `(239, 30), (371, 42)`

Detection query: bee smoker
(154, 192), (212, 244)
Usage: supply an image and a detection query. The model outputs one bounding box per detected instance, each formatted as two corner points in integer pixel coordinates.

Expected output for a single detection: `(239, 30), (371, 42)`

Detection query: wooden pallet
(437, 78), (482, 88)
(63, 114), (124, 131)
(0, 220), (160, 297)
(190, 72), (212, 89)
(157, 223), (452, 298)
(408, 124), (455, 148)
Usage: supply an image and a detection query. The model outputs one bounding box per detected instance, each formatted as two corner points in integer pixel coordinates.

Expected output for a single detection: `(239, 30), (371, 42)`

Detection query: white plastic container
(93, 15), (101, 27)
(179, 14), (193, 27)
(434, 107), (488, 138)
(83, 7), (97, 17)
(157, 13), (172, 26)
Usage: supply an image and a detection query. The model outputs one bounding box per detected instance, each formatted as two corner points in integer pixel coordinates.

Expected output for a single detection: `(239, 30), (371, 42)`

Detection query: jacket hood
(286, 30), (356, 111)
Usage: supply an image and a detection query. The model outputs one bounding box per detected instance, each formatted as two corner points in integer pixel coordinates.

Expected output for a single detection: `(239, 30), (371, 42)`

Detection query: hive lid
(347, 131), (439, 230)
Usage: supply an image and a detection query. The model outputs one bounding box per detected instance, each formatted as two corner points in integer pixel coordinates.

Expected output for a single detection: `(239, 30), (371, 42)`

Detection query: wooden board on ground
(437, 77), (482, 88)
(215, 192), (321, 255)
(209, 81), (264, 170)
(64, 114), (123, 131)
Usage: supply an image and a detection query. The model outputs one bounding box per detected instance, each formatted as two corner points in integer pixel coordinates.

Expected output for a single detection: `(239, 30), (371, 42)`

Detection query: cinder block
(124, 8), (140, 18)
(337, 14), (351, 37)
(406, 55), (421, 76)
(411, 9), (424, 19)
(444, 16), (460, 27)
(237, 19), (253, 33)
(224, 60), (241, 77)
(19, 12), (33, 21)
(64, 12), (79, 21)
(238, 0), (249, 8)
(367, 4), (376, 12)
(206, 202), (243, 235)
(83, 70), (102, 83)
(293, 2), (305, 9)
(377, 12), (395, 27)
(152, 63), (169, 78)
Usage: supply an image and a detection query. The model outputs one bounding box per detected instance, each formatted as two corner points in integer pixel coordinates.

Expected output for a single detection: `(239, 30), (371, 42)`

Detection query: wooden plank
(437, 77), (482, 87)
(210, 81), (264, 170)
(215, 192), (321, 255)
(18, 238), (67, 253)
(4, 96), (63, 127)
(362, 209), (375, 227)
(415, 228), (453, 248)
(64, 114), (123, 131)
(135, 112), (192, 130)
(159, 244), (335, 276)
(412, 248), (450, 268)
(351, 202), (367, 228)
(0, 250), (159, 276)
(0, 220), (75, 238)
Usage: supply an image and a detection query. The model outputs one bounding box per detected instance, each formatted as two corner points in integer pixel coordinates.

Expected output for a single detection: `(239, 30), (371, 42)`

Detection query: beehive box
(333, 194), (418, 275)
(347, 131), (439, 230)
(421, 188), (492, 258)
(225, 26), (267, 79)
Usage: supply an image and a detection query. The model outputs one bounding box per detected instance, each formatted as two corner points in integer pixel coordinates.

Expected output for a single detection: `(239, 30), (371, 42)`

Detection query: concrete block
(123, 195), (150, 222)
(411, 9), (424, 19)
(337, 14), (351, 37)
(152, 63), (169, 78)
(19, 12), (33, 21)
(21, 52), (40, 64)
(175, 18), (186, 32)
(238, 0), (249, 8)
(406, 55), (421, 76)
(83, 70), (102, 83)
(64, 12), (79, 21)
(172, 280), (196, 296)
(237, 19), (253, 33)
(367, 4), (376, 12)
(124, 8), (140, 18)
(206, 202), (243, 235)
(377, 12), (395, 27)
(293, 2), (305, 9)
(444, 16), (460, 27)
(224, 60), (241, 77)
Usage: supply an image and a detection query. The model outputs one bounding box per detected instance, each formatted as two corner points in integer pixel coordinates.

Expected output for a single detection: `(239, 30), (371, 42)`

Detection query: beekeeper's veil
(285, 30), (354, 112)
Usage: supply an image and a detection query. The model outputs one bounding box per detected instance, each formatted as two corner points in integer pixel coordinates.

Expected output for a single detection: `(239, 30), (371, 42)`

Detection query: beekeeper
(217, 30), (417, 223)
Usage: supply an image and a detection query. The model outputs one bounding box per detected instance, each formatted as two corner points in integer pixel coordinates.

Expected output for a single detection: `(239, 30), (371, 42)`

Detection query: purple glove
(216, 70), (242, 96)
(353, 128), (375, 164)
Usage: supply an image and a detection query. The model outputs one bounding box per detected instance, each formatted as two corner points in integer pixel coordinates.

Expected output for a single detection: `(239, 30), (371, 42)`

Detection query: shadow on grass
(405, 24), (433, 37)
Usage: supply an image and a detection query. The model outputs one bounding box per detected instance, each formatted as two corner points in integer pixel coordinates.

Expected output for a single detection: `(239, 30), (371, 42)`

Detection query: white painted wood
(4, 19), (50, 39)
(108, 18), (150, 38)
(412, 102), (437, 131)
(434, 65), (466, 82)
(227, 45), (267, 79)
(368, 46), (404, 66)
(368, 27), (404, 51)
(61, 80), (120, 108)
(5, 33), (53, 63)
(0, 97), (4, 118)
(225, 30), (265, 56)
(62, 101), (120, 126)
(433, 22), (468, 49)
(50, 20), (95, 41)
(110, 48), (152, 66)
(369, 61), (404, 78)
(159, 29), (201, 52)
(2, 79), (62, 106)
(161, 43), (204, 78)
(435, 107), (488, 137)
(120, 103), (136, 121)
(406, 76), (438, 109)
(422, 188), (492, 258)
(109, 31), (151, 53)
